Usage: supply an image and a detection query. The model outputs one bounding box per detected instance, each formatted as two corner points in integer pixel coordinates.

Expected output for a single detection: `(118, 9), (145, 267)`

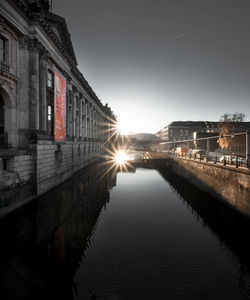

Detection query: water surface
(74, 168), (250, 299)
(0, 164), (250, 300)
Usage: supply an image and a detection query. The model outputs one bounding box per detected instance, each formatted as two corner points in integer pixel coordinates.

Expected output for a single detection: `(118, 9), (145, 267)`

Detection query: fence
(168, 151), (248, 169)
(159, 131), (249, 169)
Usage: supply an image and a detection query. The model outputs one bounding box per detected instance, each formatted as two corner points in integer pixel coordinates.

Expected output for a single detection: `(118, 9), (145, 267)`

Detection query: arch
(0, 85), (13, 107)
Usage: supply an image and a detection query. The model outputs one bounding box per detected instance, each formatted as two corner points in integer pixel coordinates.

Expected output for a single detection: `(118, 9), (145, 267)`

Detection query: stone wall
(166, 157), (250, 218)
(0, 154), (33, 187)
(32, 141), (106, 196)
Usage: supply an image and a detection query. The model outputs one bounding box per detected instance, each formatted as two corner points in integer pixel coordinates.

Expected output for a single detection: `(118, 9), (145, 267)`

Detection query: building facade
(0, 0), (117, 198)
(157, 121), (250, 156)
(156, 121), (219, 142)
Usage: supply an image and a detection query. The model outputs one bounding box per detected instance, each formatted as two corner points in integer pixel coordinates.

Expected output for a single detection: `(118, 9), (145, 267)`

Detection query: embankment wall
(166, 157), (250, 217)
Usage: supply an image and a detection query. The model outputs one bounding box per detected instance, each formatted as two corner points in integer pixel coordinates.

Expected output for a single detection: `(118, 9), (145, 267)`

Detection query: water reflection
(156, 163), (250, 298)
(0, 163), (117, 300)
(0, 162), (250, 299)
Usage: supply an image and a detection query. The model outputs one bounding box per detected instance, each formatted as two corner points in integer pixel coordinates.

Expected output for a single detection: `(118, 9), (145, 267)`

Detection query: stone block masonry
(166, 157), (250, 218)
(32, 141), (106, 196)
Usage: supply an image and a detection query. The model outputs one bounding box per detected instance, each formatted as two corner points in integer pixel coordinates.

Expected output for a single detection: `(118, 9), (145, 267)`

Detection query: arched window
(0, 95), (4, 145)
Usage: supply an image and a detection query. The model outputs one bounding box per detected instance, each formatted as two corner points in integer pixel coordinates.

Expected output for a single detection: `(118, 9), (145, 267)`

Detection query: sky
(53, 0), (250, 134)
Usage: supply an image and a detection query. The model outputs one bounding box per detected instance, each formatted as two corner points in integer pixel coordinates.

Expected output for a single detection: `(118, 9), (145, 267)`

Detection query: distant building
(193, 131), (219, 152)
(157, 121), (250, 154)
(134, 133), (160, 141)
(156, 121), (219, 143)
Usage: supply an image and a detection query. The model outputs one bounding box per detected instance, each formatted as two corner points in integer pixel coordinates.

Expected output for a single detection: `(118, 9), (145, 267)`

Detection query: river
(0, 162), (250, 299)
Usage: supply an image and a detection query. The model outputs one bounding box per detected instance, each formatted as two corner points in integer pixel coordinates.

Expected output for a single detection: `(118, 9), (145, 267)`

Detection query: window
(82, 114), (85, 138)
(75, 110), (79, 138)
(75, 96), (80, 109)
(82, 100), (85, 113)
(47, 70), (53, 88)
(0, 36), (6, 62)
(47, 104), (54, 136)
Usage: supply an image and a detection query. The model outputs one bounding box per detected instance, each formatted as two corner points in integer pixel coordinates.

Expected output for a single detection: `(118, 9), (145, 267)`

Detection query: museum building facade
(0, 0), (116, 197)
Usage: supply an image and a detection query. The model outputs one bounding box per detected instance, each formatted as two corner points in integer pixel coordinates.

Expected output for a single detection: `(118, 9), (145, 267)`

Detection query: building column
(72, 93), (76, 138)
(90, 108), (93, 140)
(79, 99), (82, 139)
(29, 49), (40, 130)
(39, 53), (48, 132)
(86, 103), (89, 140)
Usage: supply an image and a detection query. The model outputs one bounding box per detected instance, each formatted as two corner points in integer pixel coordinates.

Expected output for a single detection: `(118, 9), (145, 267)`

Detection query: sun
(115, 150), (128, 165)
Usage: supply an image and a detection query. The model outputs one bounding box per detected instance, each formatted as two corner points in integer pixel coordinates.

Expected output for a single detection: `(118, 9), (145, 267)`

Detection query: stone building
(0, 0), (117, 198)
(156, 121), (219, 142)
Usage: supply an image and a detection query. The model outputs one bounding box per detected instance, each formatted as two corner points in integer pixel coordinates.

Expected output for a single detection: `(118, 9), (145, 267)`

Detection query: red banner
(55, 71), (66, 141)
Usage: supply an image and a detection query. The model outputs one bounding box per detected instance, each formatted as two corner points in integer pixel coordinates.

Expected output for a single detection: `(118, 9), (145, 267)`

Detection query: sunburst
(97, 142), (135, 181)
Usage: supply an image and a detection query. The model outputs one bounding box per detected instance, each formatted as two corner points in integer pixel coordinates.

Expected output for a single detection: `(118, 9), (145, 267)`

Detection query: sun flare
(115, 150), (128, 165)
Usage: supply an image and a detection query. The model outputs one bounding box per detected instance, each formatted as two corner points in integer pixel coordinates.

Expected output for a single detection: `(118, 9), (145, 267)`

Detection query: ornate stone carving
(39, 48), (50, 60)
(0, 17), (17, 39)
(19, 35), (30, 50)
(19, 36), (50, 60)
(28, 37), (44, 53)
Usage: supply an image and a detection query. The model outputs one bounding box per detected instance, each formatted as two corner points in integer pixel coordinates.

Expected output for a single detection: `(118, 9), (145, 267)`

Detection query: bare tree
(217, 112), (246, 150)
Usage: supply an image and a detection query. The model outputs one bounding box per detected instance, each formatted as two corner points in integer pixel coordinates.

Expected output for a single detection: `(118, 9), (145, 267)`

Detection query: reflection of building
(0, 162), (116, 298)
(0, 1), (116, 196)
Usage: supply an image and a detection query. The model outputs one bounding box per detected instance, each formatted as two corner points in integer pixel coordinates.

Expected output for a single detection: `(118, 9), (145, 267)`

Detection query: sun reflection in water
(97, 143), (135, 182)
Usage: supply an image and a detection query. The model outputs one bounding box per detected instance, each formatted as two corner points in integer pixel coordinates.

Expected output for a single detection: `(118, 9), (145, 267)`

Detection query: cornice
(14, 1), (115, 119)
(0, 70), (19, 83)
(32, 13), (76, 67)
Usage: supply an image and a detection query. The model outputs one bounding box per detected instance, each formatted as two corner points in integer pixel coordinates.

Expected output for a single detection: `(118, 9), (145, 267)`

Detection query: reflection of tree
(217, 112), (246, 151)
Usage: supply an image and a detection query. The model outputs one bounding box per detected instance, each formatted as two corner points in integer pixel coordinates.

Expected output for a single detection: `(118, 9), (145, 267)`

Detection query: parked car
(192, 149), (206, 159)
(219, 155), (231, 163)
(231, 156), (246, 165)
(192, 149), (206, 155)
(219, 155), (246, 165)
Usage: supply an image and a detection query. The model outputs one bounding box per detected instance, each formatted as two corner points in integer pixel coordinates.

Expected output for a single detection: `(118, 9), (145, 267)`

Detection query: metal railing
(159, 131), (249, 169)
(168, 151), (248, 169)
(0, 61), (10, 73)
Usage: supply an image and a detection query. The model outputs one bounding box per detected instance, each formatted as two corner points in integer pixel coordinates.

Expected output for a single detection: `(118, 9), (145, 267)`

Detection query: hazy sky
(53, 0), (250, 134)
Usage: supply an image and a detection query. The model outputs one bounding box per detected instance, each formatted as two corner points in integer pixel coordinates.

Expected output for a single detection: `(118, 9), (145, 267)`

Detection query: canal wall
(31, 141), (106, 196)
(165, 157), (250, 218)
(0, 140), (108, 213)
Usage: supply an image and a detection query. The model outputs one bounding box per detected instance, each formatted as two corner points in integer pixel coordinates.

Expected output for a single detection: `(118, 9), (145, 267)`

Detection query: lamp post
(246, 131), (250, 168)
